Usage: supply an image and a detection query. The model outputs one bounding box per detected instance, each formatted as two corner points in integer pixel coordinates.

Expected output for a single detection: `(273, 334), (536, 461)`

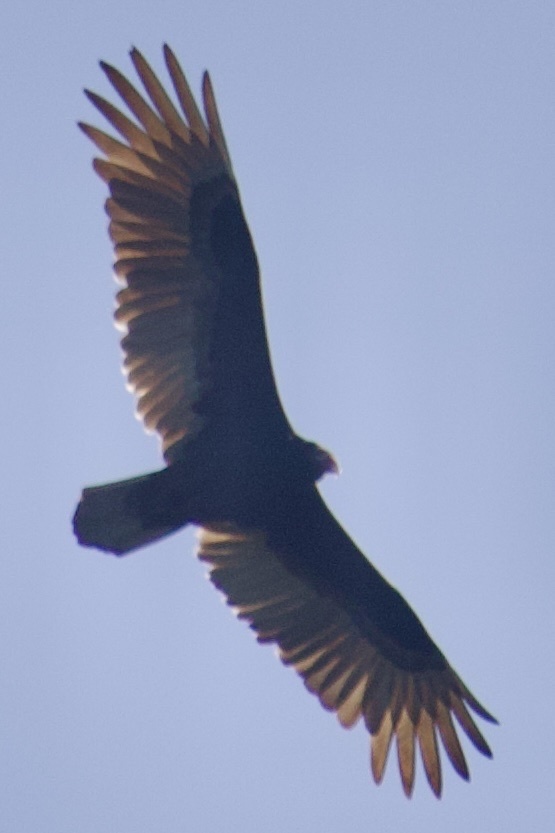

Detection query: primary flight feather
(74, 45), (496, 797)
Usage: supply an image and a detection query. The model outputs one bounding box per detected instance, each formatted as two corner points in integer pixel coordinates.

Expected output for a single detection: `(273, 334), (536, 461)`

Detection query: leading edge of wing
(197, 487), (496, 798)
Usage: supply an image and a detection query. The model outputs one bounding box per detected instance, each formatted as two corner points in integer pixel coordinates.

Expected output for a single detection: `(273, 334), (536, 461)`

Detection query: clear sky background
(2, 1), (554, 830)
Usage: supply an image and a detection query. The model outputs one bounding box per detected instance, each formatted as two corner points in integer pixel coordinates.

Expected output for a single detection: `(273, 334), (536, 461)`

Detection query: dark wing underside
(80, 46), (289, 462)
(198, 487), (496, 797)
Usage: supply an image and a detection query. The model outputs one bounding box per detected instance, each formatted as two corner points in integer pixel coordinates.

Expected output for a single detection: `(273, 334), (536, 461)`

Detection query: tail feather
(73, 468), (188, 555)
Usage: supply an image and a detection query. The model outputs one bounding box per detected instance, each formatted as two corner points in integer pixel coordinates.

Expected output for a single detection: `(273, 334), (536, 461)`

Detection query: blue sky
(2, 1), (554, 830)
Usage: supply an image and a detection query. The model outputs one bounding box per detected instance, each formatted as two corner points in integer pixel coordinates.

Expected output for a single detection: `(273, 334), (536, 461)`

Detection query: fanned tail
(73, 467), (188, 555)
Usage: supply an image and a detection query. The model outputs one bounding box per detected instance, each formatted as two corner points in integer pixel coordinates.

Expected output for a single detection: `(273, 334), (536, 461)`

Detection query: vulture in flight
(74, 46), (496, 798)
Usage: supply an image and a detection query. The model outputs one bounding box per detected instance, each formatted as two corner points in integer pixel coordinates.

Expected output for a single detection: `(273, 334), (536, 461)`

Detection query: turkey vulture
(74, 46), (496, 798)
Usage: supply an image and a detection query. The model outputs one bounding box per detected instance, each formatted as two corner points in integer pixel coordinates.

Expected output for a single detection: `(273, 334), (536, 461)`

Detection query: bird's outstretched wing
(198, 486), (496, 798)
(80, 46), (289, 463)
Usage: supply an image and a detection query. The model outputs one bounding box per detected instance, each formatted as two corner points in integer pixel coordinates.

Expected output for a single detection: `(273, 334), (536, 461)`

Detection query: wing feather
(197, 489), (496, 797)
(371, 710), (394, 783)
(163, 44), (210, 146)
(417, 708), (442, 797)
(202, 71), (233, 172)
(435, 700), (470, 779)
(396, 709), (416, 797)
